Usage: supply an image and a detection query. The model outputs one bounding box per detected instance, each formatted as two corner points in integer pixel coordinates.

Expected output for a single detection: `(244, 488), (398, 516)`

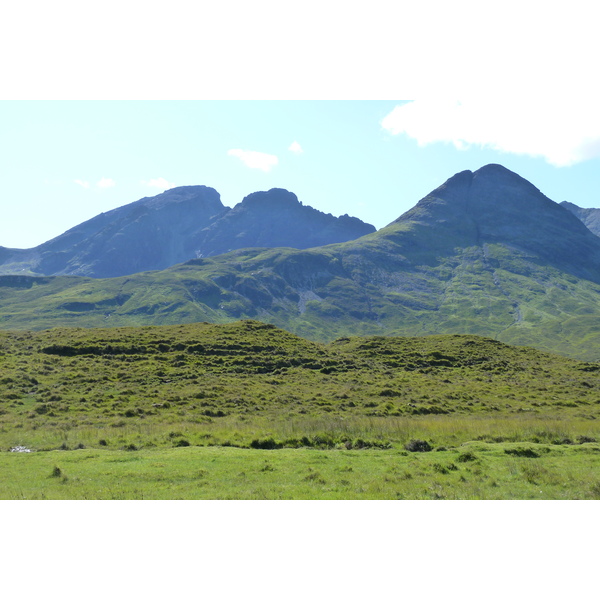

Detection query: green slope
(1, 320), (599, 454)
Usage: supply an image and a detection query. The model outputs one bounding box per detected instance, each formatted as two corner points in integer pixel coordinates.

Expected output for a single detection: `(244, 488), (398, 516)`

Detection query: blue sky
(1, 1), (598, 251)
(2, 99), (600, 249)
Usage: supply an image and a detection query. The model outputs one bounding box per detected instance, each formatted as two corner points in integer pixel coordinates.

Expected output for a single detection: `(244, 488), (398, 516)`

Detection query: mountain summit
(195, 188), (375, 257)
(381, 164), (600, 281)
(38, 185), (226, 277)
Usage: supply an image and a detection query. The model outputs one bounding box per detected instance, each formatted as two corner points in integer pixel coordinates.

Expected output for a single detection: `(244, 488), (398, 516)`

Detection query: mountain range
(0, 187), (375, 278)
(2, 163), (600, 361)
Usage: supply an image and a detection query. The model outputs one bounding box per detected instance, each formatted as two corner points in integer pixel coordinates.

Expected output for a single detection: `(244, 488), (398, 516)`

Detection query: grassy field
(3, 442), (600, 499)
(1, 319), (599, 499)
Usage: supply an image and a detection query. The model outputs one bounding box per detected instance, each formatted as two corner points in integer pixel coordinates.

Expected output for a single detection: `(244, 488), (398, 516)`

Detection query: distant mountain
(2, 164), (600, 361)
(0, 186), (375, 278)
(0, 186), (226, 278)
(560, 201), (600, 237)
(195, 188), (374, 257)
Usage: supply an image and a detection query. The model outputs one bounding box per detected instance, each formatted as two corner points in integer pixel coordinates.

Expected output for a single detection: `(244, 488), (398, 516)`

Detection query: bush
(405, 439), (433, 452)
(578, 436), (597, 444)
(174, 439), (191, 447)
(504, 447), (539, 458)
(457, 451), (477, 462)
(250, 438), (282, 450)
(202, 409), (226, 418)
(344, 438), (393, 450)
(310, 434), (337, 448)
(432, 463), (449, 474)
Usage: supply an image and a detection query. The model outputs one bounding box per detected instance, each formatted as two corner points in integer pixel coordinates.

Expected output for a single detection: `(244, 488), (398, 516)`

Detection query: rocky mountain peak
(385, 164), (600, 281)
(194, 188), (375, 257)
(239, 188), (301, 210)
(142, 185), (224, 212)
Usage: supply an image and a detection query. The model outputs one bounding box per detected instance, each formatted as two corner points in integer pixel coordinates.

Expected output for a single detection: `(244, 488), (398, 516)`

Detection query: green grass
(1, 319), (600, 498)
(3, 442), (600, 499)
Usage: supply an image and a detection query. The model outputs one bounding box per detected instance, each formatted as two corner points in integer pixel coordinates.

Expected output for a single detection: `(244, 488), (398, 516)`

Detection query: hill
(0, 186), (375, 278)
(1, 320), (598, 451)
(1, 164), (600, 360)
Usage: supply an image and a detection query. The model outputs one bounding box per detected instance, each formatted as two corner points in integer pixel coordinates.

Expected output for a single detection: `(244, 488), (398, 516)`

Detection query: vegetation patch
(405, 439), (433, 452)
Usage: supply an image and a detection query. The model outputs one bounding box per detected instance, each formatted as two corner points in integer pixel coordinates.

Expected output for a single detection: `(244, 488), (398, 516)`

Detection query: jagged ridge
(0, 186), (375, 278)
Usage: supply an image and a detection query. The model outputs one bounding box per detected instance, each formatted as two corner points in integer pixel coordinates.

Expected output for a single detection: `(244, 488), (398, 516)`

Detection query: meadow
(1, 319), (599, 499)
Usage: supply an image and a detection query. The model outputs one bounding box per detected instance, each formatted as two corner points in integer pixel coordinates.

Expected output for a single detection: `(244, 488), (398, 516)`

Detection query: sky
(2, 1), (599, 250)
(2, 99), (600, 249)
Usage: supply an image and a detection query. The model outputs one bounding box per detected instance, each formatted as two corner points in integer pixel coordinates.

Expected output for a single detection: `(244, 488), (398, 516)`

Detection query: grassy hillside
(2, 320), (600, 499)
(2, 237), (600, 360)
(2, 320), (599, 451)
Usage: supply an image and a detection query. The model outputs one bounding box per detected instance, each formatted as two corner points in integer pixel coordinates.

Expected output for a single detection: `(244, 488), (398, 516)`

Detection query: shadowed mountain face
(38, 186), (227, 278)
(195, 188), (375, 257)
(561, 201), (600, 237)
(2, 164), (600, 361)
(380, 164), (600, 282)
(0, 186), (375, 278)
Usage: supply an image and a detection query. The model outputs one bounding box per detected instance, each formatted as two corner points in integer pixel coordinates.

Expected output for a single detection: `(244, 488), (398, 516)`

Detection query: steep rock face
(561, 201), (600, 237)
(195, 188), (375, 257)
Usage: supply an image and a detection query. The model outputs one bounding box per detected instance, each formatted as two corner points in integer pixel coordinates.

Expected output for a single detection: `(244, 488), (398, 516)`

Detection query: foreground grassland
(3, 443), (600, 499)
(1, 320), (599, 499)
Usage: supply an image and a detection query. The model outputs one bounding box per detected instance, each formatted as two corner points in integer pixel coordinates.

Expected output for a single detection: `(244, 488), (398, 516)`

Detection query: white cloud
(288, 141), (303, 154)
(381, 100), (600, 167)
(74, 179), (90, 189)
(228, 149), (278, 172)
(96, 178), (116, 188)
(143, 177), (177, 190)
